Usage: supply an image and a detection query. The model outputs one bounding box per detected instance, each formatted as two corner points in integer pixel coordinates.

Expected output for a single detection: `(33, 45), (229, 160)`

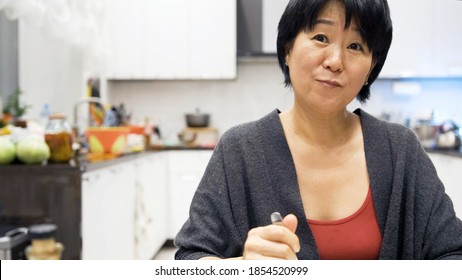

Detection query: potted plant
(2, 88), (31, 128)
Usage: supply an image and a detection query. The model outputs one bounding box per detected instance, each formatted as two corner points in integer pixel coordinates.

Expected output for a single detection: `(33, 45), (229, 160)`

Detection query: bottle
(144, 117), (153, 148)
(44, 113), (74, 163)
(25, 224), (64, 260)
(39, 103), (51, 128)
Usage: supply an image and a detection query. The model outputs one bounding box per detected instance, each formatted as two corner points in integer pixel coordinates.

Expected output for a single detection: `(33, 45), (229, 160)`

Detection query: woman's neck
(281, 106), (360, 149)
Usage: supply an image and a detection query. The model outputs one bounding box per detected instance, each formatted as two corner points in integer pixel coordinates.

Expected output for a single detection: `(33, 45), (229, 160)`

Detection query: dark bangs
(277, 0), (393, 103)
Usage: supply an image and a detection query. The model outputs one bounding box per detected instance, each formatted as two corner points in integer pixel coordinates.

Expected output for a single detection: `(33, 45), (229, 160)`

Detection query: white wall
(107, 58), (294, 140)
(0, 13), (18, 103)
(19, 21), (85, 124)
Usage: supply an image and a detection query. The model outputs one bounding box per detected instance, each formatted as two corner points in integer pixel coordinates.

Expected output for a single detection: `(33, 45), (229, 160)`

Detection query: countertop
(425, 147), (462, 158)
(2, 144), (460, 173)
(0, 144), (215, 173)
(81, 144), (215, 172)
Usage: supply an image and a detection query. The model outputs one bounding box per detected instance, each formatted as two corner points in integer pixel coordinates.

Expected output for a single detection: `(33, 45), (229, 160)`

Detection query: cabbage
(0, 137), (16, 164)
(16, 138), (50, 164)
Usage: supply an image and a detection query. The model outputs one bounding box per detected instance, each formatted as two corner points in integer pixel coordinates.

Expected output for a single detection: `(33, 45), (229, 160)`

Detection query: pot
(414, 124), (438, 141)
(436, 121), (461, 149)
(185, 108), (210, 127)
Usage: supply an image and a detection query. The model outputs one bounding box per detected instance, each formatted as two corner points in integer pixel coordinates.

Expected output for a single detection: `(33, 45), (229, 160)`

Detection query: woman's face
(286, 1), (374, 115)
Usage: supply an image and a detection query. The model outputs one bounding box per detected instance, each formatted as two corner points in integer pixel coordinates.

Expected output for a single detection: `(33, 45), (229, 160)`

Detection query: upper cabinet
(261, 0), (290, 54)
(247, 0), (462, 78)
(104, 0), (236, 80)
(380, 0), (462, 78)
(433, 0), (462, 77)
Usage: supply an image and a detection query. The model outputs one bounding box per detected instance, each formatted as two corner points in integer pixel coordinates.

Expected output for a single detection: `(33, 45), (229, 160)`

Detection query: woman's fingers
(243, 222), (300, 260)
(244, 232), (298, 260)
(283, 214), (298, 234)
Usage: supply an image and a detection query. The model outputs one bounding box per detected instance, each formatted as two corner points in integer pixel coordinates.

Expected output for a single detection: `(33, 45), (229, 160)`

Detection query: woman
(174, 0), (462, 260)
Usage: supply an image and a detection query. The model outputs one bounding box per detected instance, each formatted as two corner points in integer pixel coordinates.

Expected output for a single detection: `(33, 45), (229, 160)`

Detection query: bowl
(178, 131), (197, 144)
(85, 127), (130, 155)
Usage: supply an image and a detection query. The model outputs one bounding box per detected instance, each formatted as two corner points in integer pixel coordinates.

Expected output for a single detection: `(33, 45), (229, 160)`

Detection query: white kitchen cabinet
(104, 0), (236, 80)
(381, 0), (462, 78)
(262, 0), (290, 54)
(134, 153), (168, 260)
(380, 0), (435, 78)
(433, 0), (462, 77)
(167, 150), (213, 239)
(81, 150), (214, 258)
(82, 153), (169, 260)
(428, 153), (462, 217)
(81, 161), (136, 260)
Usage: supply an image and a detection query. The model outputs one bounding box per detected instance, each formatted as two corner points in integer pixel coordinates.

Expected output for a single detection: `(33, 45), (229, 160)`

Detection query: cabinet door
(380, 0), (435, 78)
(105, 0), (236, 79)
(144, 0), (191, 79)
(82, 162), (135, 259)
(189, 0), (236, 79)
(104, 0), (146, 79)
(434, 0), (462, 77)
(167, 150), (213, 239)
(428, 153), (462, 217)
(261, 0), (290, 54)
(134, 153), (168, 259)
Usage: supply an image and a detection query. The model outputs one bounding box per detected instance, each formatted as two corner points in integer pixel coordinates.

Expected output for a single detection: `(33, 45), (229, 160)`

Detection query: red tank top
(307, 187), (382, 260)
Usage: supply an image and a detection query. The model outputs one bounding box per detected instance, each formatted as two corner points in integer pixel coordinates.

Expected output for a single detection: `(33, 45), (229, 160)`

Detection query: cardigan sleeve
(409, 132), (462, 259)
(174, 135), (245, 260)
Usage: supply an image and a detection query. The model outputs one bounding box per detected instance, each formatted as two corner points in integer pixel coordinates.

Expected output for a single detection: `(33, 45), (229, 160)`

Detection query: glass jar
(25, 224), (64, 260)
(44, 113), (73, 163)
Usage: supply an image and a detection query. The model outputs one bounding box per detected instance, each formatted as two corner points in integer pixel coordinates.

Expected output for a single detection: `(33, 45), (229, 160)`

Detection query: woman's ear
(285, 54), (290, 66)
(365, 60), (377, 85)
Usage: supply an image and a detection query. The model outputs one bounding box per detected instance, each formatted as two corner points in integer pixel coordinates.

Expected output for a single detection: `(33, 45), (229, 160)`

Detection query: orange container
(85, 127), (130, 155)
(128, 125), (145, 135)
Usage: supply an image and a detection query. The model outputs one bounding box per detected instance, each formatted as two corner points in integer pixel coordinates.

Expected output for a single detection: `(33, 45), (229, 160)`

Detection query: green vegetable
(3, 88), (30, 120)
(0, 137), (16, 164)
(16, 138), (50, 164)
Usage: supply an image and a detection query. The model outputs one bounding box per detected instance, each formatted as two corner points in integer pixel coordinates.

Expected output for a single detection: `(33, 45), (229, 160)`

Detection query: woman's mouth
(316, 79), (342, 88)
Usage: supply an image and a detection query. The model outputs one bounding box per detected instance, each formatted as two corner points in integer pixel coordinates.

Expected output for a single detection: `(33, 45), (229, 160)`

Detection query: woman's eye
(313, 34), (327, 43)
(349, 43), (363, 51)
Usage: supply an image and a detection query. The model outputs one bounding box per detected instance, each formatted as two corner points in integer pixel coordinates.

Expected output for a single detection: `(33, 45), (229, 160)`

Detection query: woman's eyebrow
(315, 19), (334, 26)
(314, 18), (361, 33)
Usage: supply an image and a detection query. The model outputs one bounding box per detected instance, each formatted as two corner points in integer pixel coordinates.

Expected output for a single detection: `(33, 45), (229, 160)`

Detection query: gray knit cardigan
(174, 109), (462, 260)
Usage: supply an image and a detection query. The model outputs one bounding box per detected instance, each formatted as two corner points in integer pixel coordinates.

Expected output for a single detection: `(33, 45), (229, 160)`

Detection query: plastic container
(44, 113), (74, 163)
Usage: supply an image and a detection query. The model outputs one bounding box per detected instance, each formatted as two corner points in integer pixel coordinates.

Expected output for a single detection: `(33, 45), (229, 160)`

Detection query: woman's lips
(316, 79), (342, 87)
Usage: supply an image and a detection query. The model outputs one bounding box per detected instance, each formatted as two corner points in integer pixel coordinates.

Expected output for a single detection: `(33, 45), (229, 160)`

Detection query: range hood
(237, 0), (289, 56)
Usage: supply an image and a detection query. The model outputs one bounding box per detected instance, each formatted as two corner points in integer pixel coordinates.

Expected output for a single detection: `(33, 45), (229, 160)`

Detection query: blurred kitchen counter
(425, 147), (462, 158)
(77, 143), (214, 171)
(0, 147), (214, 259)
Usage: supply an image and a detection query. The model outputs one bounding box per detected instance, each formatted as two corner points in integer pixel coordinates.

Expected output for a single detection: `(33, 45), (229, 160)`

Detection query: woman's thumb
(282, 214), (298, 233)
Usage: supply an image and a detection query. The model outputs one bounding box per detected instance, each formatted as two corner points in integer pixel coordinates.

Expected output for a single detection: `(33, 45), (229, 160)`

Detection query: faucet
(72, 97), (105, 164)
(73, 97), (105, 133)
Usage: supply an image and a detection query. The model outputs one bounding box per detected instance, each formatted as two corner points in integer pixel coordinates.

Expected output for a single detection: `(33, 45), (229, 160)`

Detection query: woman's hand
(242, 214), (300, 260)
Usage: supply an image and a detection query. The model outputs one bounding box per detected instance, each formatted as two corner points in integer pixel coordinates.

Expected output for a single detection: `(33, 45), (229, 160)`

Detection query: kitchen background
(1, 0), (462, 260)
(2, 0), (461, 140)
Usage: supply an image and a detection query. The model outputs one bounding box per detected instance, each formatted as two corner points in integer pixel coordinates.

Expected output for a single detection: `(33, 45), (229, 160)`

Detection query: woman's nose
(322, 46), (344, 72)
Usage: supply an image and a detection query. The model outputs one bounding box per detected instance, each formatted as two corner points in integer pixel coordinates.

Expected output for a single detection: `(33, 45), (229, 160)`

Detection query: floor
(153, 242), (177, 260)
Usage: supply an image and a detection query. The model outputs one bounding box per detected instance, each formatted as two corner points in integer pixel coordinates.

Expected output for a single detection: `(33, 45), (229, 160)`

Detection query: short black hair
(277, 0), (393, 103)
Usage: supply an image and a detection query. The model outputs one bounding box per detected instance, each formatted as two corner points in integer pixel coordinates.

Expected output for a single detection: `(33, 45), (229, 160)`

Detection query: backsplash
(107, 58), (462, 140)
(107, 58), (294, 140)
(351, 78), (462, 128)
